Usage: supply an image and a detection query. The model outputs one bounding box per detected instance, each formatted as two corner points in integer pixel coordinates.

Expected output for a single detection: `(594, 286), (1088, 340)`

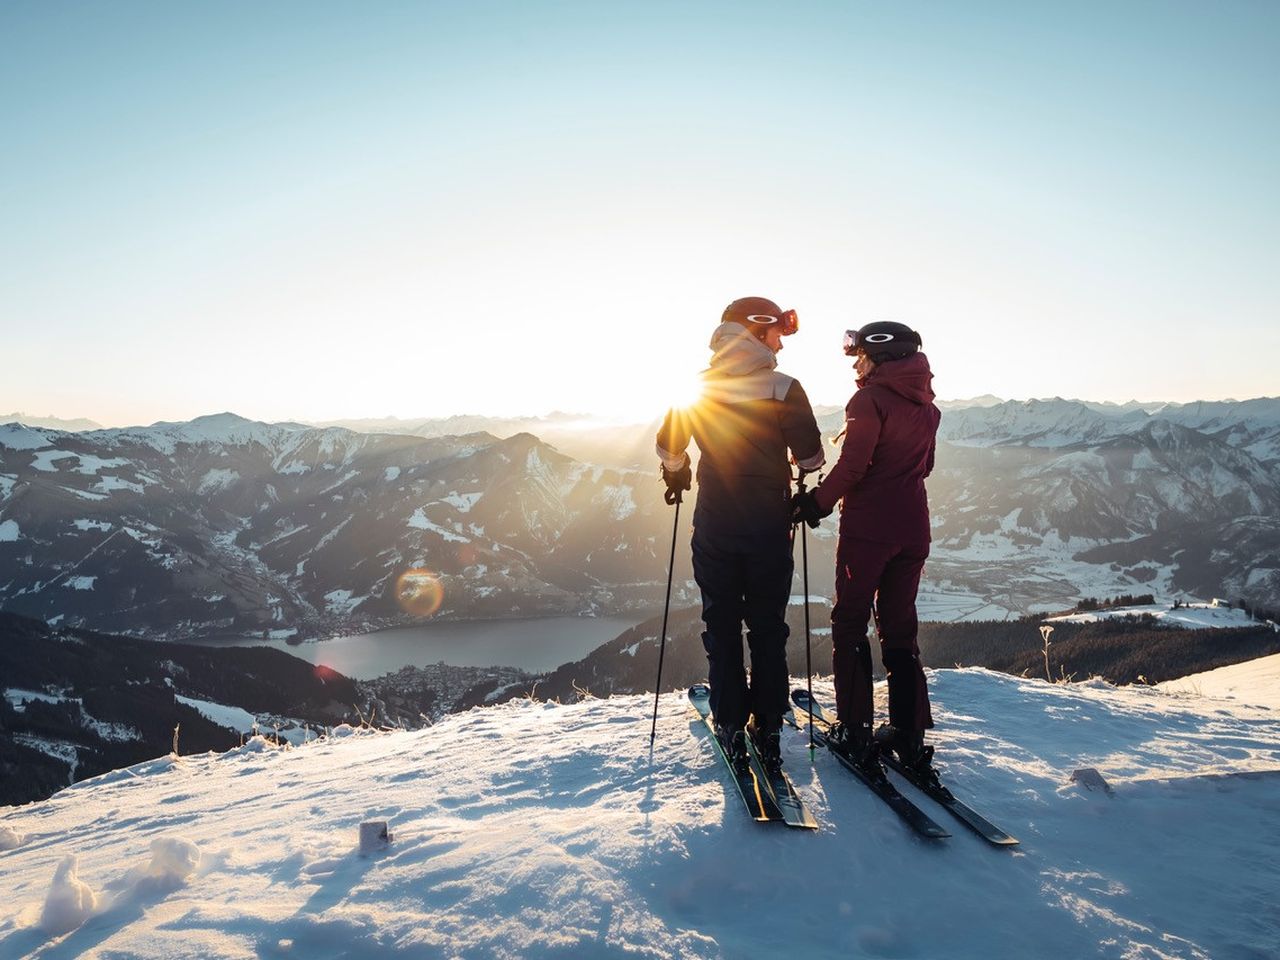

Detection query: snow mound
(0, 824), (24, 850)
(140, 836), (201, 887)
(39, 856), (97, 936)
(0, 670), (1276, 959)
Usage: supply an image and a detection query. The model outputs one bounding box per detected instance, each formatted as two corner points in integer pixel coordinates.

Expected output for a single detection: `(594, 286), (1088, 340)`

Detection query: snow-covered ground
(1158, 652), (1280, 709)
(1045, 602), (1263, 629)
(1, 670), (1277, 959)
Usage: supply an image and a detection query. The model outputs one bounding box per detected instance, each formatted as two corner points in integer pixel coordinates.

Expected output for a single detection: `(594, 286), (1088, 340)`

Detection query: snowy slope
(2, 670), (1277, 960)
(1045, 601), (1264, 629)
(1158, 652), (1280, 709)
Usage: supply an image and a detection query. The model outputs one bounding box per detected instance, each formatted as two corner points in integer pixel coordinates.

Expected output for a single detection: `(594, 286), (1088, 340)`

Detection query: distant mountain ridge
(0, 414), (688, 639)
(917, 397), (1280, 618)
(2, 396), (1277, 639)
(1, 412), (103, 432)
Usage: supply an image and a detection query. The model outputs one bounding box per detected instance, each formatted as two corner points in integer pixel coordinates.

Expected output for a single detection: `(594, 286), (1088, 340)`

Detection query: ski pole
(649, 496), (682, 745)
(797, 470), (816, 761)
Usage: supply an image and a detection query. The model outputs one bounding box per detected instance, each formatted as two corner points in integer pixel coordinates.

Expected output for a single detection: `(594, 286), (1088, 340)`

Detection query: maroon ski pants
(830, 535), (933, 734)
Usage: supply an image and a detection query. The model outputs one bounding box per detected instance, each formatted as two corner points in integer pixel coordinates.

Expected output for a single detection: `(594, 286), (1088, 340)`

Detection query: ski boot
(875, 724), (951, 799)
(747, 713), (784, 776)
(715, 723), (751, 776)
(827, 721), (888, 785)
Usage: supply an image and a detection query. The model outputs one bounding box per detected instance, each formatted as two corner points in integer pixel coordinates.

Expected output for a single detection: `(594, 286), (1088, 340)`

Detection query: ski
(792, 689), (1017, 846)
(743, 724), (819, 830)
(789, 689), (950, 840)
(879, 751), (1019, 846)
(687, 685), (781, 824)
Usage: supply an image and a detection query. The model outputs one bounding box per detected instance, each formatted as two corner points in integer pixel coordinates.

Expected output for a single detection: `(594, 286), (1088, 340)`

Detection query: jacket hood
(858, 351), (935, 405)
(705, 322), (778, 377)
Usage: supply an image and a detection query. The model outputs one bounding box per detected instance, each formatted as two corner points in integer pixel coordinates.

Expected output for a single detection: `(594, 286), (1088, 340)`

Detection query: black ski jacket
(657, 323), (825, 532)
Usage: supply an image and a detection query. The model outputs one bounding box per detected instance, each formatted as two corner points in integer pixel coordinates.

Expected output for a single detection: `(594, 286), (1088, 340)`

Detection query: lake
(191, 616), (646, 680)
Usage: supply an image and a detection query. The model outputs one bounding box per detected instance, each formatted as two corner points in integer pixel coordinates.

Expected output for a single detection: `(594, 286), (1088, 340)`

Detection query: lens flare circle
(395, 567), (445, 617)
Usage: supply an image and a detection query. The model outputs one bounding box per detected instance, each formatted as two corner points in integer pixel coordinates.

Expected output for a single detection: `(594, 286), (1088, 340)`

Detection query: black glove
(790, 489), (830, 528)
(661, 463), (692, 505)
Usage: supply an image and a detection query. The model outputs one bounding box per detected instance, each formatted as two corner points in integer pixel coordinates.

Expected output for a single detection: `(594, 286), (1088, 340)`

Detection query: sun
(661, 370), (706, 414)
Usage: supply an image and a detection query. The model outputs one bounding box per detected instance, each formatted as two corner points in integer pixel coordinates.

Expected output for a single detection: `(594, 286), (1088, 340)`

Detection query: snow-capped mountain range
(1, 396), (1277, 639)
(0, 414), (683, 639)
(914, 397), (1280, 619)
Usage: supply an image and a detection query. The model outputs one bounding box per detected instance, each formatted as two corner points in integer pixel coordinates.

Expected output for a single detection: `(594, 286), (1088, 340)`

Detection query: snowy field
(1045, 602), (1264, 630)
(1158, 652), (1280, 709)
(1, 670), (1278, 960)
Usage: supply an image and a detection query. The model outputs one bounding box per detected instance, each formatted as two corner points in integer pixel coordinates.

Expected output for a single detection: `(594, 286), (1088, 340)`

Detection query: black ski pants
(830, 535), (934, 734)
(691, 523), (793, 731)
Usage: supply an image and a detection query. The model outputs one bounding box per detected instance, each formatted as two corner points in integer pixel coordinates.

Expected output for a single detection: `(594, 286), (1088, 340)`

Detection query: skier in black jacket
(657, 297), (825, 774)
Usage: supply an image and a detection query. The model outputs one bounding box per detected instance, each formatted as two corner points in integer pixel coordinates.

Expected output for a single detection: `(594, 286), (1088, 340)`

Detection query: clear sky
(2, 1), (1277, 427)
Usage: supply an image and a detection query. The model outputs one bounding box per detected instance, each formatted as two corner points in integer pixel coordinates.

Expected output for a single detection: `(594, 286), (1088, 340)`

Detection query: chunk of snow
(0, 824), (24, 851)
(0, 519), (19, 541)
(64, 576), (96, 590)
(72, 518), (112, 532)
(39, 855), (98, 935)
(142, 836), (201, 884)
(384, 466), (401, 481)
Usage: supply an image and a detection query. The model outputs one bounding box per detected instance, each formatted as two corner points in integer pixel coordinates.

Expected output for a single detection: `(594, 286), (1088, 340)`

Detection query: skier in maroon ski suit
(791, 321), (943, 783)
(657, 297), (825, 776)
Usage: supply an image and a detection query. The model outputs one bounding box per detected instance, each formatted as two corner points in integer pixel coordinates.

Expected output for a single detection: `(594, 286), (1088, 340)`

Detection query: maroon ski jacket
(813, 352), (941, 545)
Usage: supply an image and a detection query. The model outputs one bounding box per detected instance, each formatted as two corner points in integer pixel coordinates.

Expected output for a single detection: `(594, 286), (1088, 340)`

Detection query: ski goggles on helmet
(745, 309), (799, 336)
(843, 326), (919, 356)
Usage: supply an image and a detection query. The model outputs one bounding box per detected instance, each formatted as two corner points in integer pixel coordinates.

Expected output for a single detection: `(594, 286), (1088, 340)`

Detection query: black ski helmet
(843, 321), (922, 363)
(722, 296), (799, 339)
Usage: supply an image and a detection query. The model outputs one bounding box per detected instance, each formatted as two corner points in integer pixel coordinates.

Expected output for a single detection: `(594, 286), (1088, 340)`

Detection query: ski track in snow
(0, 670), (1277, 959)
